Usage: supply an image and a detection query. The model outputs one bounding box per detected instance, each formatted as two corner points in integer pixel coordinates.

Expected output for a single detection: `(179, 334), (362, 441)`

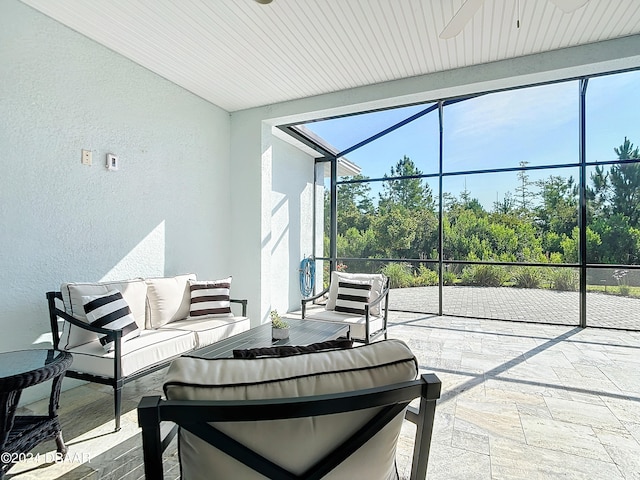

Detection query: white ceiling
(21, 0), (640, 112)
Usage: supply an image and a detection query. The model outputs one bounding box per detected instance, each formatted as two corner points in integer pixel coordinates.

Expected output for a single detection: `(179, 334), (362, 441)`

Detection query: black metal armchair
(138, 340), (441, 479)
(302, 272), (390, 344)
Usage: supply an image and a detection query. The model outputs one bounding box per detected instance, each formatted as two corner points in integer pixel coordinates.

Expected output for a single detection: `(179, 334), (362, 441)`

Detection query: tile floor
(6, 313), (640, 479)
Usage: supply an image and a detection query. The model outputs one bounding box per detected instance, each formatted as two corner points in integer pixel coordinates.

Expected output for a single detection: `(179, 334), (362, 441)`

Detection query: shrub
(381, 263), (413, 288)
(460, 264), (507, 287)
(442, 270), (458, 285)
(414, 265), (438, 286)
(613, 269), (629, 297)
(512, 266), (542, 289)
(549, 269), (578, 291)
(618, 284), (631, 296)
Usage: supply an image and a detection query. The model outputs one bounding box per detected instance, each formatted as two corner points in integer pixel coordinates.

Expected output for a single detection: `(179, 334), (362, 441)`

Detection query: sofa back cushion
(60, 279), (147, 350)
(164, 339), (417, 479)
(325, 271), (386, 316)
(145, 274), (196, 329)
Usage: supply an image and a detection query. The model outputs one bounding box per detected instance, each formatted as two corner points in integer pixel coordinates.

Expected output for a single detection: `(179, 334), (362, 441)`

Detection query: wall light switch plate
(106, 153), (119, 171)
(81, 149), (92, 166)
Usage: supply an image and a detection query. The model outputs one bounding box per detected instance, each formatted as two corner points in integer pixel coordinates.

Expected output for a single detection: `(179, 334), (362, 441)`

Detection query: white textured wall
(270, 138), (315, 313)
(0, 0), (232, 403)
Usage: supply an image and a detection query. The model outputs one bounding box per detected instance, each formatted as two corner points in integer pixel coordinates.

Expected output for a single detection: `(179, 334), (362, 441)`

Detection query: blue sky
(305, 69), (639, 209)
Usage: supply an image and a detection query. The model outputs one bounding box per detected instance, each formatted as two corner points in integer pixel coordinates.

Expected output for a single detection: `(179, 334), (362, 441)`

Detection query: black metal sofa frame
(46, 291), (247, 431)
(138, 373), (441, 480)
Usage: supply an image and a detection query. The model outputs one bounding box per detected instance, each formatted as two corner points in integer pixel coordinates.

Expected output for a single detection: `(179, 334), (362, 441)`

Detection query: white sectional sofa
(46, 274), (249, 431)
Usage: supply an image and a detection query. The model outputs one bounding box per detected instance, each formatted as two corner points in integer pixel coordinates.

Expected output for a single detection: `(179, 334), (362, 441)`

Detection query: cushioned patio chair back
(138, 340), (441, 479)
(301, 272), (391, 343)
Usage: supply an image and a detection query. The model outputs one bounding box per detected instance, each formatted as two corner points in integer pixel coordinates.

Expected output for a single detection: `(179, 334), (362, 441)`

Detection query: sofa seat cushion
(304, 309), (384, 340)
(62, 328), (196, 378)
(145, 274), (196, 329)
(160, 315), (250, 349)
(60, 279), (148, 349)
(164, 339), (417, 480)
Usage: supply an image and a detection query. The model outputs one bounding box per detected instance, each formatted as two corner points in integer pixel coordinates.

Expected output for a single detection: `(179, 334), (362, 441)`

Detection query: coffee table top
(189, 319), (349, 359)
(0, 349), (73, 392)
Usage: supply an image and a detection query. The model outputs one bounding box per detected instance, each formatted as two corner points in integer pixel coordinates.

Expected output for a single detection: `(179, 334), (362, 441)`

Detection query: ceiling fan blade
(440, 0), (485, 39)
(548, 0), (590, 13)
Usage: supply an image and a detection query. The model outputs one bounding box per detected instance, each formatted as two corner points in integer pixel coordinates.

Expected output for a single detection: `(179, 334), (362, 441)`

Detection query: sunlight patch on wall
(100, 221), (166, 281)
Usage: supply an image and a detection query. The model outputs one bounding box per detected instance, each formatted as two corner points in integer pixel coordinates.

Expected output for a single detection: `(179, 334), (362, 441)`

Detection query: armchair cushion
(163, 339), (417, 480)
(303, 308), (385, 341)
(325, 272), (386, 315)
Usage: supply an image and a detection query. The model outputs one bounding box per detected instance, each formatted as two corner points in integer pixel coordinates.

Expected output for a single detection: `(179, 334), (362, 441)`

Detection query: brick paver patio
(390, 286), (640, 330)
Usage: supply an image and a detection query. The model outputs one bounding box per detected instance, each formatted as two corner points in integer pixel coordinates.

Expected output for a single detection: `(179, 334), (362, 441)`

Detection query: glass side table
(0, 349), (72, 478)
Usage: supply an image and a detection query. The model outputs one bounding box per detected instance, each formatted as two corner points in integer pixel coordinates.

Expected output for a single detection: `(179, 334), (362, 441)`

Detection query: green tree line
(326, 138), (640, 289)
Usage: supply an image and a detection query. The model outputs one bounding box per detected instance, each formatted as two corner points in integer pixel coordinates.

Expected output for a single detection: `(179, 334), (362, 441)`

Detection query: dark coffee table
(189, 319), (349, 359)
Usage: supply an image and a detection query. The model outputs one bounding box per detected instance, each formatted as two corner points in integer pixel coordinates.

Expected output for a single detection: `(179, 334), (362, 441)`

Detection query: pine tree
(378, 156), (434, 212)
(609, 137), (640, 226)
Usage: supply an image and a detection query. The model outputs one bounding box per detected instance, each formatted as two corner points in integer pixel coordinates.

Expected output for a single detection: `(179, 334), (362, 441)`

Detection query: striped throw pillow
(189, 277), (232, 317)
(82, 290), (140, 352)
(335, 281), (372, 316)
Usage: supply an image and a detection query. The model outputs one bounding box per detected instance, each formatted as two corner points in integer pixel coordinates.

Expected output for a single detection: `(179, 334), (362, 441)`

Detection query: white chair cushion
(325, 272), (386, 316)
(62, 328), (196, 378)
(164, 339), (417, 480)
(304, 309), (385, 341)
(60, 279), (147, 349)
(159, 315), (250, 348)
(145, 274), (196, 329)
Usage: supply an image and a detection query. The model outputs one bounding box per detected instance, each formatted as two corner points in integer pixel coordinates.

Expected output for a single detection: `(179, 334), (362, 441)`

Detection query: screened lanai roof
(288, 124), (361, 177)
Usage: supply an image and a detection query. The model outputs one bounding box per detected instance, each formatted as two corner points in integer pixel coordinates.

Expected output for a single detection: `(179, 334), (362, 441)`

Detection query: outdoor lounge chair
(138, 339), (441, 480)
(301, 271), (390, 343)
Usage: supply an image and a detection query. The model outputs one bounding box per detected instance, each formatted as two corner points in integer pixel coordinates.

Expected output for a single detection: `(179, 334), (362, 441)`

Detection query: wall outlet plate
(81, 149), (92, 166)
(106, 154), (119, 171)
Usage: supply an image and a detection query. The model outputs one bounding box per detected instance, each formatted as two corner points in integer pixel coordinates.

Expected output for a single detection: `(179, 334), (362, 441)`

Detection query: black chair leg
(55, 431), (68, 457)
